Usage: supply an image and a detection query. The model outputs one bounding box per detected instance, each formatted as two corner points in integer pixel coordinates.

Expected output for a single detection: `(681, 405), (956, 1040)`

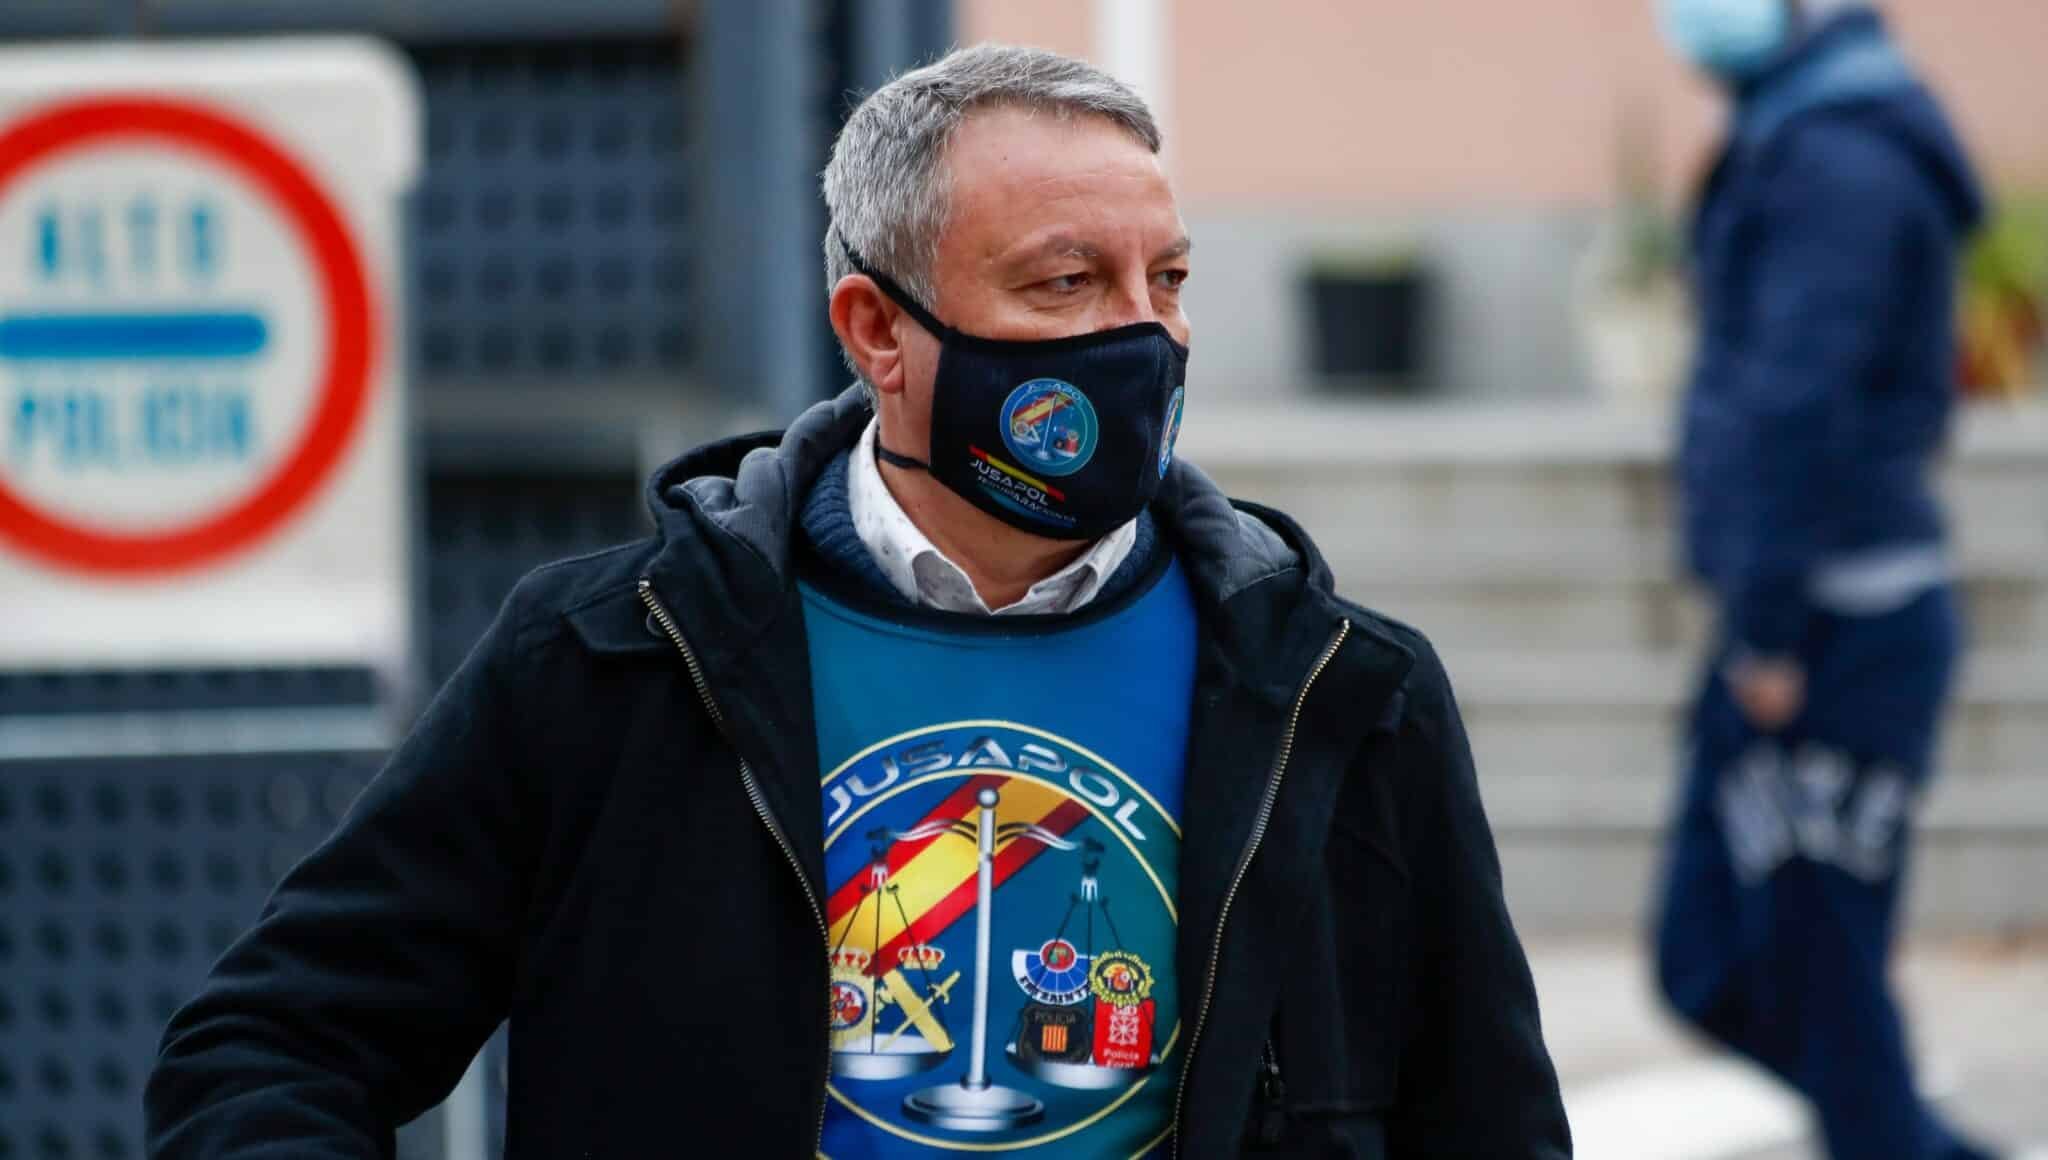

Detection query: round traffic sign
(0, 95), (377, 576)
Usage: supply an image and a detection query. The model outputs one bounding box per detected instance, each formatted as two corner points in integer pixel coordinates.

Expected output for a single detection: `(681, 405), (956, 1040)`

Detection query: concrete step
(1178, 400), (2048, 474)
(1451, 651), (2048, 784)
(1483, 764), (2048, 935)
(1443, 650), (2048, 707)
(1206, 465), (2048, 555)
(1188, 407), (2048, 603)
(1173, 403), (2048, 936)
(1355, 577), (2046, 654)
(1497, 827), (2048, 934)
(1465, 702), (2048, 789)
(1317, 530), (2048, 588)
(1201, 461), (1665, 539)
(1479, 770), (2048, 836)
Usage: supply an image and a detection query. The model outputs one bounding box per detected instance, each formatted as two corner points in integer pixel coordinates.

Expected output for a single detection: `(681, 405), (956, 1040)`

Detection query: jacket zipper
(1256, 1038), (1287, 1145)
(638, 579), (832, 1153)
(1171, 620), (1350, 1158)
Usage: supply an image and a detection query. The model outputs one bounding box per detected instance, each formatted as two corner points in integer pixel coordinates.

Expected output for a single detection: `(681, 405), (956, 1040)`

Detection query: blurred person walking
(1651, 3), (1996, 1158)
(146, 44), (1570, 1158)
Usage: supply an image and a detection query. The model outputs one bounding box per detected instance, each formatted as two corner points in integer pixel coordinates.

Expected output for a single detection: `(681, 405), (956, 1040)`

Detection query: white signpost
(0, 40), (418, 679)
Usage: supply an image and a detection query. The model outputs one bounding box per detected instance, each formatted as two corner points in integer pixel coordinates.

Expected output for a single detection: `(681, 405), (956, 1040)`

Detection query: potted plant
(1958, 195), (2047, 400)
(1573, 104), (1695, 405)
(1300, 244), (1433, 394)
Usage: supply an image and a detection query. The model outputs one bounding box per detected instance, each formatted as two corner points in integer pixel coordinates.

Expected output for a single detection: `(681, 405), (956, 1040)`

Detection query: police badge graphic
(999, 379), (1099, 477)
(820, 722), (1180, 1156)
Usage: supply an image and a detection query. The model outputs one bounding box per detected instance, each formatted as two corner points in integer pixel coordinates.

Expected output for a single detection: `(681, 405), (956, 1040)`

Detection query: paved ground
(1532, 935), (2048, 1160)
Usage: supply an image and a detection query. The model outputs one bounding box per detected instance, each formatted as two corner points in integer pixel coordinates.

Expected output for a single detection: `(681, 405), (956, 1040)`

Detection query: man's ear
(830, 275), (908, 396)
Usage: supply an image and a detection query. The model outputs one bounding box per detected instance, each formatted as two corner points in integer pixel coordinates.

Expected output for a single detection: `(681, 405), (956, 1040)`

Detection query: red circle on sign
(0, 96), (378, 576)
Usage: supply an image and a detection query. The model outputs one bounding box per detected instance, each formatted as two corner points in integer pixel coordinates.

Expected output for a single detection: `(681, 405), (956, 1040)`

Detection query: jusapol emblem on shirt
(819, 722), (1180, 1153)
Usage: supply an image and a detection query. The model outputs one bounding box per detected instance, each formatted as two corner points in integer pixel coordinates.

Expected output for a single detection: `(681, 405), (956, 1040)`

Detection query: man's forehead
(942, 106), (1180, 254)
(946, 104), (1159, 179)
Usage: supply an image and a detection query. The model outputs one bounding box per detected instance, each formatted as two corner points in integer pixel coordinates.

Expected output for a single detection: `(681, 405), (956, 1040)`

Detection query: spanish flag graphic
(1010, 388), (1071, 437)
(825, 772), (1089, 973)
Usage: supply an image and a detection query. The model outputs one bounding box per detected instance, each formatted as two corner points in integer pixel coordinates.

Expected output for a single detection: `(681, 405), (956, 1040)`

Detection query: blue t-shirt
(802, 557), (1197, 1159)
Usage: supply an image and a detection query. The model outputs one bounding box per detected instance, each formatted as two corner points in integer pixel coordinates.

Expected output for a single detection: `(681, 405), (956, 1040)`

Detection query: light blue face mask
(1658, 0), (1792, 80)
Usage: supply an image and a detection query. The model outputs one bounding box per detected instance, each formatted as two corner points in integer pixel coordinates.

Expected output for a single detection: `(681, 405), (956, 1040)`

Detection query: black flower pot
(1304, 264), (1432, 393)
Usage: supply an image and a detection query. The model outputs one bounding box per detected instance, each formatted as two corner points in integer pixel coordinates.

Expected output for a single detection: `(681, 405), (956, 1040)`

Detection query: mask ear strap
(839, 238), (956, 341)
(873, 444), (932, 473)
(841, 237), (942, 472)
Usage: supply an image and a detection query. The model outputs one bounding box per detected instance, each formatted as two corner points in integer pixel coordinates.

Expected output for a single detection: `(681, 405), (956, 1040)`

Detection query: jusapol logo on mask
(999, 380), (1098, 476)
(1158, 388), (1185, 479)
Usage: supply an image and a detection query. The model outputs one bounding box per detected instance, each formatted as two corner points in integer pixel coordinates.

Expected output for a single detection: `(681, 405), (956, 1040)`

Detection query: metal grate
(0, 668), (376, 718)
(0, 467), (643, 1160)
(0, 20), (696, 1160)
(148, 0), (675, 42)
(0, 516), (658, 1160)
(0, 751), (383, 1159)
(420, 467), (644, 1156)
(0, 0), (114, 37)
(423, 469), (645, 683)
(407, 38), (694, 387)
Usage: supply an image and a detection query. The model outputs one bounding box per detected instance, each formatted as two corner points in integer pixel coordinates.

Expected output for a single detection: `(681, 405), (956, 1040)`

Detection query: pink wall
(958, 0), (1094, 61)
(1890, 1), (2048, 194)
(958, 0), (2048, 211)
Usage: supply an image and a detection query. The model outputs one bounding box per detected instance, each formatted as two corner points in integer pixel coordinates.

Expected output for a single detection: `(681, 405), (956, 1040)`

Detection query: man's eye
(1154, 269), (1189, 291)
(1043, 273), (1090, 293)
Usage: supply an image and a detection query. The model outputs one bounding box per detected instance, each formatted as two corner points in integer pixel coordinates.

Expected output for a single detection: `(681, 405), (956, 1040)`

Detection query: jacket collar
(1735, 7), (1911, 149)
(634, 387), (1418, 968)
(639, 386), (1345, 701)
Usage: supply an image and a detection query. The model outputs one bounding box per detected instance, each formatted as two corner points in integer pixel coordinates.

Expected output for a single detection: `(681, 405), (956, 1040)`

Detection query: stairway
(1181, 403), (2048, 934)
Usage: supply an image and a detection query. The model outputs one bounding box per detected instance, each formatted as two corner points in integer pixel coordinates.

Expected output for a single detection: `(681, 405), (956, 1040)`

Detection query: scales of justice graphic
(828, 786), (1162, 1133)
(1008, 385), (1088, 470)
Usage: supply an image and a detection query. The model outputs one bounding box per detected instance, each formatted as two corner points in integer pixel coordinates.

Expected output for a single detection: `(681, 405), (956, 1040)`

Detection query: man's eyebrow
(998, 233), (1191, 267)
(1005, 234), (1102, 265)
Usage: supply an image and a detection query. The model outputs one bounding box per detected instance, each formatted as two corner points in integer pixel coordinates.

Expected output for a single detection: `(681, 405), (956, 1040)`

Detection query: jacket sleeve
(1385, 642), (1572, 1158)
(145, 598), (540, 1157)
(1717, 129), (1921, 655)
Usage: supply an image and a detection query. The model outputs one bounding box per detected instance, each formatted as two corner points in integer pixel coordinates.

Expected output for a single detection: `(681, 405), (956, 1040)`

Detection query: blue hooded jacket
(1678, 6), (1984, 655)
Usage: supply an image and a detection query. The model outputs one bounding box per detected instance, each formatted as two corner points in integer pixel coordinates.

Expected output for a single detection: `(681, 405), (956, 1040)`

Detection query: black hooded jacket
(147, 390), (1571, 1158)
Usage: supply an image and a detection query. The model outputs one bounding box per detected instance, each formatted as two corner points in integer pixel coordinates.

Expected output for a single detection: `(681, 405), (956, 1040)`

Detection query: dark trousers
(1653, 586), (1990, 1160)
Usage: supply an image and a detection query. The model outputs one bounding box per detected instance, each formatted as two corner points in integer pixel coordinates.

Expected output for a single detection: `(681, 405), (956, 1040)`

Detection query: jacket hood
(1740, 7), (1984, 234)
(640, 387), (1329, 697)
(1865, 79), (1986, 235)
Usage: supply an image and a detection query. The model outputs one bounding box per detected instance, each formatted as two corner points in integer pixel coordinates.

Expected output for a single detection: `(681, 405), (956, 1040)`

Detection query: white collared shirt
(847, 418), (1137, 616)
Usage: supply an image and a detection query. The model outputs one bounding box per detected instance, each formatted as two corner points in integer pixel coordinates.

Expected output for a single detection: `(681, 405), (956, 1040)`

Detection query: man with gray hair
(147, 44), (1569, 1157)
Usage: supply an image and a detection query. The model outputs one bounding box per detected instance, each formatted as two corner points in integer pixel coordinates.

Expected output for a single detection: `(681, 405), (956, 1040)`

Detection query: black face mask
(844, 244), (1189, 542)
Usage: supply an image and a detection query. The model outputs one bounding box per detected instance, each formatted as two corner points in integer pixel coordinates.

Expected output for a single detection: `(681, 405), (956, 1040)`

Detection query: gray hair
(821, 43), (1162, 396)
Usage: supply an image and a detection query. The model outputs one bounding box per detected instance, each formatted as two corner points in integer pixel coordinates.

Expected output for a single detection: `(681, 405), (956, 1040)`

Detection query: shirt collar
(846, 418), (1136, 616)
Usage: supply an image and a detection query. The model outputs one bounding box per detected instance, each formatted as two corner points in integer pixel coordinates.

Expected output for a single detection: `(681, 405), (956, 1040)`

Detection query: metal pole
(903, 785), (1043, 1130)
(871, 876), (887, 1055)
(1094, 0), (1171, 160)
(965, 786), (998, 1089)
(853, 0), (910, 94)
(695, 0), (822, 420)
(853, 0), (954, 93)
